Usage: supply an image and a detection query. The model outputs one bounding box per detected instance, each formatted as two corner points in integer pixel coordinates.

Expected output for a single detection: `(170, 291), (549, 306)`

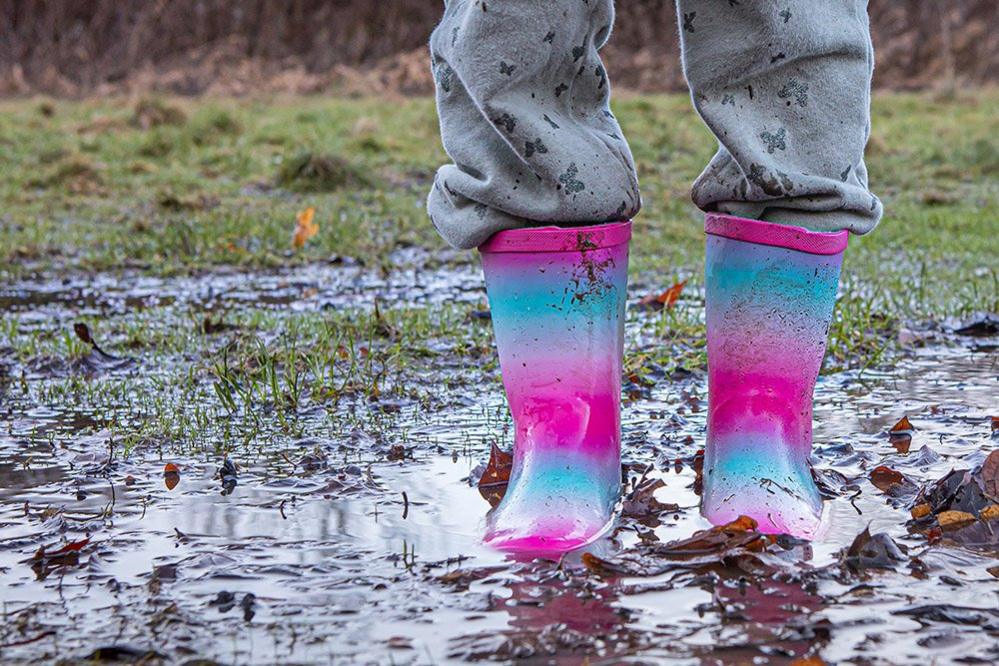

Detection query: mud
(1, 260), (997, 665)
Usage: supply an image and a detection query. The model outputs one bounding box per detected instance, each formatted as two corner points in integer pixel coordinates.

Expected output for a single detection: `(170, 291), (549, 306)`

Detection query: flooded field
(1, 257), (996, 665)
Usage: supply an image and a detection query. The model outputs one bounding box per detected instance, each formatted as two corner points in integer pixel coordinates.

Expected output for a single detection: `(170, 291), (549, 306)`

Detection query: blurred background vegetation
(1, 1), (996, 97)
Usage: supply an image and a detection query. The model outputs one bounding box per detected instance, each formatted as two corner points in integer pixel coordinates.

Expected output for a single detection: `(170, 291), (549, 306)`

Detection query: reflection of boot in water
(706, 572), (826, 663)
(450, 575), (628, 660)
(479, 222), (631, 553)
(702, 214), (848, 538)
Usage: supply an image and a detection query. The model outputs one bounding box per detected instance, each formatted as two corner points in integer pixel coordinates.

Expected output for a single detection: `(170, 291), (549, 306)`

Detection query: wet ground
(1, 258), (997, 665)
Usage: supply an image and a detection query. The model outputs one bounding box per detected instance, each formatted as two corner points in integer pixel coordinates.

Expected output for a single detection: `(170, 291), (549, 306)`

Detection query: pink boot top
(479, 221), (631, 553)
(703, 214), (848, 537)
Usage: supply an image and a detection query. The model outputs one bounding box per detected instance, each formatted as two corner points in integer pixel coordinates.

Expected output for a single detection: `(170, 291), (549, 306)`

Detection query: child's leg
(676, 1), (881, 536)
(676, 0), (881, 233)
(428, 0), (640, 250)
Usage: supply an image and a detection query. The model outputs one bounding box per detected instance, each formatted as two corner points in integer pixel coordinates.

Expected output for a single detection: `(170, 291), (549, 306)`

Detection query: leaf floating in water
(841, 527), (907, 570)
(477, 443), (512, 507)
(869, 465), (906, 492)
(73, 322), (117, 358)
(657, 515), (769, 559)
(164, 463), (181, 490)
(890, 416), (914, 433)
(887, 415), (914, 453)
(72, 322), (134, 371)
(24, 537), (90, 580)
(790, 658), (827, 666)
(636, 279), (687, 311)
(292, 206), (319, 249)
(622, 473), (678, 524)
(981, 449), (999, 502)
(937, 510), (977, 529)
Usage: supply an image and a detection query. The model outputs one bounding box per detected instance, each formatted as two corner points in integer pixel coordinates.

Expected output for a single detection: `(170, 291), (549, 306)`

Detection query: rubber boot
(479, 221), (631, 553)
(702, 213), (848, 537)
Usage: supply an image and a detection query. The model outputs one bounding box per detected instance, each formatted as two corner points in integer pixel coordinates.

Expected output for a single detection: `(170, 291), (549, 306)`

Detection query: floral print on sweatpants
(428, 0), (883, 249)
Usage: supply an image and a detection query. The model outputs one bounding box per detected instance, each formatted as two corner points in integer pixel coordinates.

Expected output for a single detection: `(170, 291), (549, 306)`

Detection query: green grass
(0, 92), (995, 319)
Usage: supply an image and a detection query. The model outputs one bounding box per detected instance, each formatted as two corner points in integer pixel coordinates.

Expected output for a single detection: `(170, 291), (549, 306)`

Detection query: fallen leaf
(954, 317), (998, 337)
(582, 551), (626, 576)
(842, 527), (907, 570)
(991, 416), (999, 434)
(477, 443), (513, 507)
(895, 604), (999, 627)
(980, 449), (999, 501)
(890, 416), (913, 432)
(937, 510), (977, 528)
(24, 537), (90, 580)
(980, 504), (999, 521)
(72, 322), (134, 371)
(292, 206), (319, 249)
(915, 468), (992, 519)
(622, 473), (679, 523)
(791, 658), (826, 666)
(216, 458), (238, 496)
(869, 465), (906, 492)
(910, 503), (932, 519)
(164, 463), (180, 490)
(73, 322), (118, 359)
(657, 515), (768, 558)
(636, 280), (687, 311)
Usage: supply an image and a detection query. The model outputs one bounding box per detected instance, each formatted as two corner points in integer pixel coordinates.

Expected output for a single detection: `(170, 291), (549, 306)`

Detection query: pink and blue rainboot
(702, 213), (848, 537)
(478, 221), (631, 553)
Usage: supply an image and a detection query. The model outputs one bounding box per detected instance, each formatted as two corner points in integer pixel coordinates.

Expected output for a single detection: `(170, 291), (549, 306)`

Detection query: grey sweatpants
(428, 0), (882, 249)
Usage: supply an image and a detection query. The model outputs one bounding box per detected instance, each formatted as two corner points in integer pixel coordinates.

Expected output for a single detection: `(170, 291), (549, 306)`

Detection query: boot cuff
(705, 213), (848, 255)
(479, 220), (631, 254)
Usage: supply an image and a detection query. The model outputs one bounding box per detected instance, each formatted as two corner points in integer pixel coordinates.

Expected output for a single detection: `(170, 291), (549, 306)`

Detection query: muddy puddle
(1, 261), (997, 665)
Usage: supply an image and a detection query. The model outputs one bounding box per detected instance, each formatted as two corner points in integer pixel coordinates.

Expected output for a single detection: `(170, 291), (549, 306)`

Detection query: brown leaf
(164, 463), (180, 490)
(657, 515), (768, 559)
(26, 537), (90, 563)
(636, 280), (687, 311)
(791, 658), (827, 666)
(23, 537), (90, 580)
(981, 449), (999, 502)
(937, 510), (976, 528)
(869, 465), (906, 492)
(477, 443), (512, 507)
(910, 503), (932, 519)
(990, 416), (999, 433)
(890, 416), (914, 433)
(292, 206), (318, 249)
(72, 322), (121, 361)
(842, 527), (907, 569)
(73, 322), (95, 345)
(622, 474), (679, 522)
(980, 504), (999, 521)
